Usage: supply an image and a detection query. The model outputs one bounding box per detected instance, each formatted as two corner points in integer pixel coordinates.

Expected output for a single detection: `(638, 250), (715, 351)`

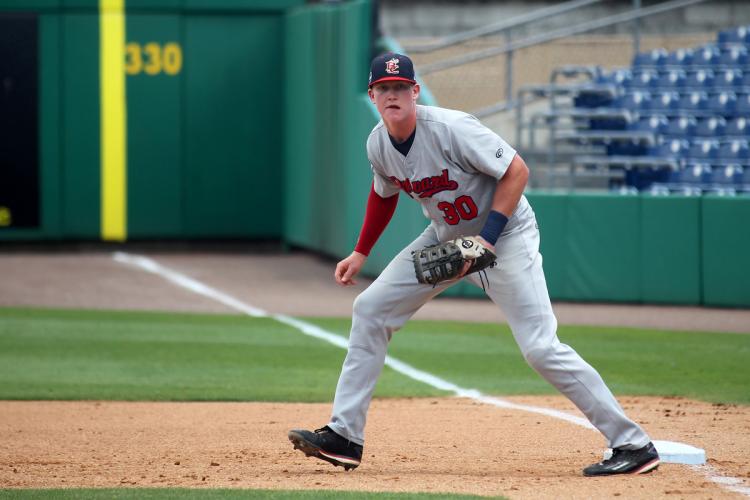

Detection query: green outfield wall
(0, 0), (309, 241)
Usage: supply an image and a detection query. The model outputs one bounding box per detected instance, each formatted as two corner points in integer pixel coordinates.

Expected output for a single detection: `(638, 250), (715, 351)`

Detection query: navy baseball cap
(368, 52), (416, 88)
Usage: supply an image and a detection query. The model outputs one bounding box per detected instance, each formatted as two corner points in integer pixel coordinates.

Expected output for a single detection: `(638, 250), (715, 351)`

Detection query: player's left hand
(457, 235), (495, 278)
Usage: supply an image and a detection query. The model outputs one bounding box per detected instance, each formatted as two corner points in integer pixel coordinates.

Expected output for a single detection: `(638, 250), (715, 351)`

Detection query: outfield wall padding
(337, 191), (746, 307)
(702, 196), (750, 307)
(640, 196), (702, 305)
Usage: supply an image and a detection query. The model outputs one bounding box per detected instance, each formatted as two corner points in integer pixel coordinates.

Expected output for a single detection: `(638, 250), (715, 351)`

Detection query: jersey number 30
(437, 195), (478, 225)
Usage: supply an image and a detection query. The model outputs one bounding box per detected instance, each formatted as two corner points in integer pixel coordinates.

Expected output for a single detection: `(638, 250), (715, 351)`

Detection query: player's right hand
(335, 251), (367, 286)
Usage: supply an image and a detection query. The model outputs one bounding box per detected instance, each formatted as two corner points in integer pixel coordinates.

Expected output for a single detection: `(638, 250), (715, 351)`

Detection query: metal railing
(405, 0), (709, 119)
(402, 0), (603, 54)
(421, 0), (707, 75)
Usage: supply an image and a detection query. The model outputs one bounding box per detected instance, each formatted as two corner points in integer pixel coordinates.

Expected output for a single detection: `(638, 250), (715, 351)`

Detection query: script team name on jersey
(390, 169), (458, 198)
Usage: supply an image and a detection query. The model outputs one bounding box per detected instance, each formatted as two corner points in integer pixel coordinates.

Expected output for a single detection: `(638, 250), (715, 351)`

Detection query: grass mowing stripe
(0, 308), (443, 402)
(0, 490), (505, 500)
(304, 318), (750, 405)
(1, 307), (748, 404)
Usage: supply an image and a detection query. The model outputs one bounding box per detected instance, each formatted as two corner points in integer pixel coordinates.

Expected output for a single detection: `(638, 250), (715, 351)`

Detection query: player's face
(368, 82), (419, 122)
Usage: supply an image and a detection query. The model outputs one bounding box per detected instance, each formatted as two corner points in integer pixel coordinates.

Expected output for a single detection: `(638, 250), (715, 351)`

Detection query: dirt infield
(1, 397), (748, 498)
(1, 251), (749, 498)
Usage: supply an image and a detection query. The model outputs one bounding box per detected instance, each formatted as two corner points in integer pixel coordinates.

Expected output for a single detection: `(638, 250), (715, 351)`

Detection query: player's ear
(412, 83), (420, 102)
(368, 87), (375, 102)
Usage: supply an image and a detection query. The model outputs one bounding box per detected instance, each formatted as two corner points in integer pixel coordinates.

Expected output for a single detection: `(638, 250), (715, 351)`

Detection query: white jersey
(367, 105), (533, 242)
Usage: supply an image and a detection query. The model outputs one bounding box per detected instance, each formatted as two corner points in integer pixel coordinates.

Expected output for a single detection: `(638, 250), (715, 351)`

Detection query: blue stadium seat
(735, 92), (750, 115)
(681, 162), (713, 185)
(657, 69), (687, 90)
(665, 116), (698, 137)
(607, 141), (650, 156)
(650, 91), (681, 112)
(652, 138), (690, 162)
(718, 26), (750, 45)
(663, 169), (703, 195)
(613, 91), (652, 111)
(665, 48), (694, 67)
(709, 164), (744, 195)
(597, 68), (633, 88)
(718, 139), (750, 161)
(712, 164), (744, 185)
(574, 91), (617, 109)
(678, 91), (710, 114)
(707, 91), (738, 116)
(633, 48), (668, 68)
(719, 45), (749, 67)
(666, 168), (686, 186)
(714, 69), (743, 90)
(623, 166), (672, 191)
(631, 69), (660, 89)
(694, 116), (727, 137)
(685, 69), (715, 89)
(631, 114), (669, 134)
(742, 165), (750, 193)
(741, 72), (750, 88)
(692, 45), (722, 67)
(726, 117), (749, 137)
(688, 139), (721, 161)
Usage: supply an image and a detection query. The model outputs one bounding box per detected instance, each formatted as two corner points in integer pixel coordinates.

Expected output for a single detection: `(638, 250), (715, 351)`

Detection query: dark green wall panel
(184, 0), (304, 11)
(702, 196), (750, 307)
(61, 13), (99, 237)
(62, 0), (97, 8)
(284, 1), (378, 258)
(565, 194), (640, 301)
(40, 13), (62, 238)
(525, 192), (569, 300)
(183, 14), (282, 237)
(0, 1), (61, 10)
(126, 15), (182, 237)
(640, 195), (701, 304)
(283, 6), (318, 249)
(126, 0), (182, 10)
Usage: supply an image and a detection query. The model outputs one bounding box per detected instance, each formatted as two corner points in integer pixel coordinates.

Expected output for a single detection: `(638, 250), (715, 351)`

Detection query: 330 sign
(125, 42), (182, 76)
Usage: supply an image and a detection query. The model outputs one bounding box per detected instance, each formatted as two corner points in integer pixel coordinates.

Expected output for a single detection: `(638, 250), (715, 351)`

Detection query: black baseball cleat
(288, 426), (363, 471)
(583, 441), (660, 476)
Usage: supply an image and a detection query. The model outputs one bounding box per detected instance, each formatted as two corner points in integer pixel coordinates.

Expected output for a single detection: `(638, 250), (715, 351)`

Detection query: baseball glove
(412, 236), (497, 285)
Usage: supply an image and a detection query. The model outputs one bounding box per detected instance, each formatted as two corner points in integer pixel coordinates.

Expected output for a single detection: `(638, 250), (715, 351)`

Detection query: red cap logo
(385, 58), (400, 75)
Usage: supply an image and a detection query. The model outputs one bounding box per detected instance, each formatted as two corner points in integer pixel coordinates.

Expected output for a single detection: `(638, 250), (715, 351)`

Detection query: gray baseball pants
(327, 216), (651, 451)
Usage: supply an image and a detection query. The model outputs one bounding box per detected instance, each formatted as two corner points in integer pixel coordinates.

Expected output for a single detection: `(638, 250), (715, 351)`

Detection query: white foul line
(112, 252), (748, 497)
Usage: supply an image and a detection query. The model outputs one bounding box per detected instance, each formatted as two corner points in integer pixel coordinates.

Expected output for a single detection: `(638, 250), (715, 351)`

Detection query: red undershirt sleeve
(354, 183), (399, 256)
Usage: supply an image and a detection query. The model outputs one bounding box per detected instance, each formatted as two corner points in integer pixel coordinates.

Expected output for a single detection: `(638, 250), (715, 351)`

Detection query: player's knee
(352, 291), (376, 320)
(352, 287), (390, 320)
(522, 343), (559, 372)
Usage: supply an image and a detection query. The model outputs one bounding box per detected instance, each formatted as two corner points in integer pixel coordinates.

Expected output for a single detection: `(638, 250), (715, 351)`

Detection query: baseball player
(289, 52), (659, 477)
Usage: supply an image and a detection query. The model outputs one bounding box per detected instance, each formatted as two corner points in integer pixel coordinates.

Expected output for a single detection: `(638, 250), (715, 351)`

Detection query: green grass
(0, 489), (502, 500)
(306, 317), (750, 405)
(0, 307), (748, 404)
(0, 308), (443, 401)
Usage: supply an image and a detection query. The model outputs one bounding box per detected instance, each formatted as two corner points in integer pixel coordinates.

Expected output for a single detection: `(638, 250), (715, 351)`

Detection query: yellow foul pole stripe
(100, 0), (127, 241)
